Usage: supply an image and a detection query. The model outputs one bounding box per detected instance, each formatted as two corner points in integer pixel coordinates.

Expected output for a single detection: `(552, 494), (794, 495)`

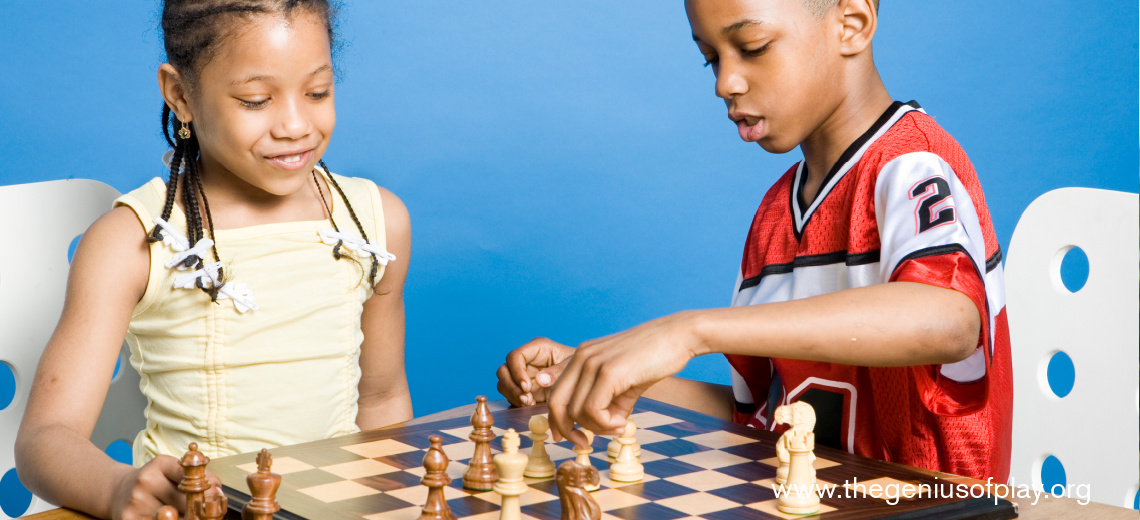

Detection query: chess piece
(493, 429), (529, 520)
(608, 420), (643, 482)
(606, 418), (640, 459)
(179, 443), (211, 520)
(556, 461), (600, 520)
(463, 396), (499, 490)
(419, 435), (458, 520)
(774, 401), (820, 515)
(572, 429), (599, 492)
(524, 415), (556, 478)
(155, 505), (179, 520)
(242, 449), (282, 520)
(196, 493), (228, 520)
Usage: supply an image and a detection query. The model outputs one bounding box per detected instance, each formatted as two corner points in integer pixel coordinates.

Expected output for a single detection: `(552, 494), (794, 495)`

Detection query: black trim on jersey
(790, 100), (923, 242)
(738, 250), (881, 291)
(733, 401), (758, 416)
(986, 247), (1002, 273)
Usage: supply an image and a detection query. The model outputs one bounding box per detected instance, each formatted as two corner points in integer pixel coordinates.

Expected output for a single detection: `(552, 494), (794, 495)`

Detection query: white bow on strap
(319, 229), (397, 266)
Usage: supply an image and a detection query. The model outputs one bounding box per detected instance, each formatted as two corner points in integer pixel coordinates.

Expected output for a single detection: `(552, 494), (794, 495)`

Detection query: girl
(15, 1), (412, 519)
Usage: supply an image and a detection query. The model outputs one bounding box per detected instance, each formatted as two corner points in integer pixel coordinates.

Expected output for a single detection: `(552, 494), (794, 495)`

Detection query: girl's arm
(356, 187), (413, 431)
(15, 207), (195, 519)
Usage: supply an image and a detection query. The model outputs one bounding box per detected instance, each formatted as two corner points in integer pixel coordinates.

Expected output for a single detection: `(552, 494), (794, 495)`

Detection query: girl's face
(187, 12), (335, 197)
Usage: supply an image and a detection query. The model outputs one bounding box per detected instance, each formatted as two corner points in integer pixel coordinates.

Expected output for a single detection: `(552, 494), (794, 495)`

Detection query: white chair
(1006, 187), (1139, 508)
(0, 180), (147, 518)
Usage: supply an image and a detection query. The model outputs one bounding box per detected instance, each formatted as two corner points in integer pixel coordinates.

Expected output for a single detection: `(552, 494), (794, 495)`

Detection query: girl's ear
(158, 63), (194, 122)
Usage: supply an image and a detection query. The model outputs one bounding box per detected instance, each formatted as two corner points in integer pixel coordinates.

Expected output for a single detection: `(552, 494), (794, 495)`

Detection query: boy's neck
(797, 70), (893, 205)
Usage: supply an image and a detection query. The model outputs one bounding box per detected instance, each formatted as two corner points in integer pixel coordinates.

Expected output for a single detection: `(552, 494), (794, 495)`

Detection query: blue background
(0, 1), (1136, 418)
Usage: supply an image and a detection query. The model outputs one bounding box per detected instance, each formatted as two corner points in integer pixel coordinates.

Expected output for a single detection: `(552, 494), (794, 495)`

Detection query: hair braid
(320, 160), (380, 286)
(150, 106), (186, 244)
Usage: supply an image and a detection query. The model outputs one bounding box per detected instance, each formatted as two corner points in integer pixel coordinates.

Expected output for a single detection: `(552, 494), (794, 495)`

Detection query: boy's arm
(547, 280), (979, 443)
(642, 377), (734, 420)
(356, 188), (413, 430)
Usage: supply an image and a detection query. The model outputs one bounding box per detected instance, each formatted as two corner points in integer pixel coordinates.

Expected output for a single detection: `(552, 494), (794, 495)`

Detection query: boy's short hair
(802, 0), (879, 18)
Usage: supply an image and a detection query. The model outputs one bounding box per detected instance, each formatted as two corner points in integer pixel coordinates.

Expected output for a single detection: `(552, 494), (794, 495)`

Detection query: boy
(496, 0), (1011, 481)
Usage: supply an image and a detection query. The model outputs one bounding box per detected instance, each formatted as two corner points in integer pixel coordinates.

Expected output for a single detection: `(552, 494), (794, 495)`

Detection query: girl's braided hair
(153, 0), (381, 299)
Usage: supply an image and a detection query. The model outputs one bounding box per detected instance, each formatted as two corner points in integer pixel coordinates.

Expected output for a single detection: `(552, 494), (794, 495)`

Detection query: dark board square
(616, 479), (700, 501)
(528, 478), (560, 495)
(446, 495), (501, 517)
(326, 492), (417, 518)
(353, 470), (424, 492)
(706, 482), (776, 504)
(374, 450), (428, 470)
(640, 438), (712, 457)
(275, 468), (343, 489)
(699, 505), (778, 520)
(648, 421), (707, 438)
(720, 441), (773, 461)
(714, 461), (775, 482)
(520, 499), (563, 520)
(605, 502), (690, 520)
(288, 448), (369, 468)
(642, 458), (705, 479)
(392, 432), (466, 449)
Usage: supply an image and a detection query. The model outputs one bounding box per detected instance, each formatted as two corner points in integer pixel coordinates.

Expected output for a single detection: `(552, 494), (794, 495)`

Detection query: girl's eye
(742, 43), (771, 57)
(239, 98), (269, 109)
(308, 91), (331, 101)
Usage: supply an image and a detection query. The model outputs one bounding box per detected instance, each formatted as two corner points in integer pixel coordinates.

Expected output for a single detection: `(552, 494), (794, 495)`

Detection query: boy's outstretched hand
(546, 312), (702, 447)
(496, 337), (575, 407)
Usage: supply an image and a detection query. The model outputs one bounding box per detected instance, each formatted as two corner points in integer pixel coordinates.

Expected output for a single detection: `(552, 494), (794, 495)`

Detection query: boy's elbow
(938, 304), (982, 364)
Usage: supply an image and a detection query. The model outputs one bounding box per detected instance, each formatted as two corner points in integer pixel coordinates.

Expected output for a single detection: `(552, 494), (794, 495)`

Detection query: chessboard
(210, 398), (1018, 520)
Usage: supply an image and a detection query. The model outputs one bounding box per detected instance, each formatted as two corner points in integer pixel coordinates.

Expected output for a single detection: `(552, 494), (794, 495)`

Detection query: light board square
(591, 488), (650, 510)
(757, 455), (841, 470)
(320, 459), (402, 480)
(747, 498), (837, 518)
(342, 439), (420, 458)
(297, 480), (381, 502)
(656, 491), (741, 515)
(674, 450), (751, 470)
(628, 411), (683, 428)
(384, 481), (467, 505)
(681, 431), (758, 450)
(237, 456), (314, 475)
(665, 469), (747, 491)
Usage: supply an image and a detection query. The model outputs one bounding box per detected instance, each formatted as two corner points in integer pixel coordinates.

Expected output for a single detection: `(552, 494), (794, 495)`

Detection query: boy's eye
(308, 91), (331, 101)
(702, 55), (719, 68)
(238, 98), (269, 109)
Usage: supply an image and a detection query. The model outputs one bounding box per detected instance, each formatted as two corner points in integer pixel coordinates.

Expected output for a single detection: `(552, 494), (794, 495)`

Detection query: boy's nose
(714, 61), (748, 100)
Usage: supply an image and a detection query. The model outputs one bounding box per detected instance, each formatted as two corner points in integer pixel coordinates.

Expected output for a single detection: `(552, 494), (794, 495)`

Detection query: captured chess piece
(572, 429), (599, 492)
(196, 494), (228, 520)
(774, 401), (820, 515)
(463, 396), (499, 491)
(556, 460), (601, 520)
(606, 418), (640, 459)
(179, 443), (211, 520)
(243, 449), (282, 520)
(524, 415), (556, 478)
(608, 420), (643, 482)
(493, 429), (528, 520)
(419, 435), (458, 520)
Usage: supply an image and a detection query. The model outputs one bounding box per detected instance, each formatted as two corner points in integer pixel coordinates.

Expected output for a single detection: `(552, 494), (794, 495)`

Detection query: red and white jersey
(726, 101), (1012, 481)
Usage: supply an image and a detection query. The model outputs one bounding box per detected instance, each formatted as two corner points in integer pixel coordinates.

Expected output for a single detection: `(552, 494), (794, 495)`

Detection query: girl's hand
(547, 312), (703, 446)
(110, 455), (221, 520)
(496, 338), (576, 407)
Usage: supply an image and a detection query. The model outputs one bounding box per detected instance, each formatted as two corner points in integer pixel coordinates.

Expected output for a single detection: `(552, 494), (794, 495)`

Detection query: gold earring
(178, 121), (192, 140)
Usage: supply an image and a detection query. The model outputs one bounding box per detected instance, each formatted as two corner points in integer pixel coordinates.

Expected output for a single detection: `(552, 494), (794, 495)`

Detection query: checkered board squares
(212, 399), (1017, 520)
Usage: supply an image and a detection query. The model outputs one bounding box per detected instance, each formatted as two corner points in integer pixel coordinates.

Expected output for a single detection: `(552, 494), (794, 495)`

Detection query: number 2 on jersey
(909, 176), (957, 233)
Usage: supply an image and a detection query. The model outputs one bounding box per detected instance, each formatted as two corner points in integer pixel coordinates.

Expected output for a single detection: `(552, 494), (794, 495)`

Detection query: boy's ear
(158, 63), (194, 123)
(837, 0), (877, 56)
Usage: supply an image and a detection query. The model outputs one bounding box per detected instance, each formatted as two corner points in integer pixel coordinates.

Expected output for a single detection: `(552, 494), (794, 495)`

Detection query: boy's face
(686, 0), (843, 154)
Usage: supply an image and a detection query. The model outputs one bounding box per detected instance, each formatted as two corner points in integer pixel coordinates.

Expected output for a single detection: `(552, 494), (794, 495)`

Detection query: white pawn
(608, 419), (643, 482)
(494, 429), (529, 520)
(524, 415), (556, 478)
(572, 429), (599, 492)
(606, 418), (640, 459)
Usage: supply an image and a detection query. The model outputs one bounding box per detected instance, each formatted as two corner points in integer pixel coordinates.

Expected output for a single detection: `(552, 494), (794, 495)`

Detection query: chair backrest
(0, 180), (147, 519)
(1006, 187), (1139, 508)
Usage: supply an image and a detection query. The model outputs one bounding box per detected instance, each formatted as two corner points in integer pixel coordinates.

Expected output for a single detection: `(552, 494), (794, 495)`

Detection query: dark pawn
(179, 443), (211, 520)
(462, 396), (498, 491)
(556, 460), (600, 520)
(418, 436), (457, 520)
(243, 449), (281, 520)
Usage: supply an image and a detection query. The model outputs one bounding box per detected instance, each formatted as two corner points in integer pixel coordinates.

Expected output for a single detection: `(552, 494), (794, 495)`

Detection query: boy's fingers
(496, 365), (526, 405)
(505, 350), (534, 393)
(547, 359), (584, 443)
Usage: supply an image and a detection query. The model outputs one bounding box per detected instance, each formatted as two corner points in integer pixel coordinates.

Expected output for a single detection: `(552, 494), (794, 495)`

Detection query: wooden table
(27, 400), (1135, 520)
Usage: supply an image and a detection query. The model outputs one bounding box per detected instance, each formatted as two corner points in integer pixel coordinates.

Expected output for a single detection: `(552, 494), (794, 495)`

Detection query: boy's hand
(110, 455), (221, 520)
(496, 337), (575, 407)
(547, 312), (703, 446)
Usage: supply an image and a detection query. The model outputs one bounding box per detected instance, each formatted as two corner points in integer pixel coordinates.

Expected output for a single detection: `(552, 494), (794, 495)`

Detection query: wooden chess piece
(493, 429), (528, 520)
(606, 418), (640, 459)
(524, 415), (556, 478)
(242, 449), (282, 520)
(608, 420), (643, 482)
(775, 401), (820, 515)
(155, 505), (179, 520)
(463, 396), (499, 491)
(419, 435), (458, 520)
(179, 443), (210, 520)
(555, 460), (600, 520)
(196, 493), (228, 520)
(572, 429), (599, 492)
